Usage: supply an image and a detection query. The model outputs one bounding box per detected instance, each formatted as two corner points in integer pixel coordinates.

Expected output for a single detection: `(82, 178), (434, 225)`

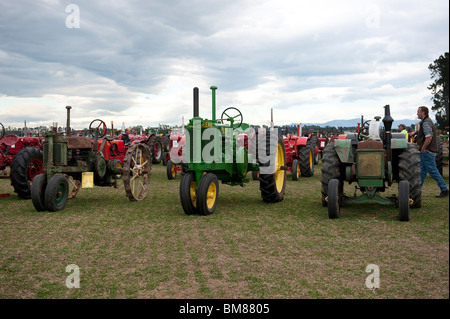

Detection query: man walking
(416, 106), (448, 197)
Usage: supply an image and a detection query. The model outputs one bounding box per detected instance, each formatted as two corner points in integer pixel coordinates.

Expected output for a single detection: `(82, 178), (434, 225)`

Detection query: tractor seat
(67, 136), (92, 149)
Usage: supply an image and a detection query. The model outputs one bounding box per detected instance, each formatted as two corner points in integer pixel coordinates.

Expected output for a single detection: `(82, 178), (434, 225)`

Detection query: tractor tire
(161, 152), (169, 166)
(309, 135), (319, 164)
(259, 133), (286, 202)
(161, 135), (170, 152)
(327, 179), (341, 219)
(436, 137), (443, 177)
(166, 159), (177, 180)
(291, 159), (300, 181)
(299, 145), (314, 177)
(398, 180), (410, 222)
(10, 146), (43, 199)
(44, 174), (69, 212)
(180, 171), (198, 215)
(147, 135), (163, 164)
(398, 144), (421, 209)
(196, 173), (219, 216)
(321, 143), (342, 207)
(31, 174), (47, 212)
(123, 143), (151, 202)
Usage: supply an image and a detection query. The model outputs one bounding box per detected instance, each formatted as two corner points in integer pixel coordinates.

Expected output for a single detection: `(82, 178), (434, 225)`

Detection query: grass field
(0, 161), (448, 299)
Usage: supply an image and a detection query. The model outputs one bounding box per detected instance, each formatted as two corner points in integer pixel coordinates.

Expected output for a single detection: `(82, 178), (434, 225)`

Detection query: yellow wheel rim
(275, 143), (285, 193)
(206, 182), (217, 210)
(309, 150), (313, 168)
(171, 163), (176, 178)
(296, 162), (300, 179)
(190, 181), (197, 208)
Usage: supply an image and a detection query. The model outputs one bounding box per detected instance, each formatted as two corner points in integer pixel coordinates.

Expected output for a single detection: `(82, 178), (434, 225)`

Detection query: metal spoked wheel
(123, 143), (151, 201)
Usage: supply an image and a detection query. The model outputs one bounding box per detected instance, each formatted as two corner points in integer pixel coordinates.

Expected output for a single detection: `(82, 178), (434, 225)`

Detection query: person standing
(416, 106), (448, 197)
(121, 128), (131, 145)
(398, 124), (409, 141)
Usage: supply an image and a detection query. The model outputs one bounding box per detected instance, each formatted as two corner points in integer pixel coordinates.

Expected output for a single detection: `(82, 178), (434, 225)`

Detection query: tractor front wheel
(31, 174), (47, 212)
(398, 180), (410, 222)
(180, 171), (198, 215)
(166, 159), (177, 180)
(44, 174), (69, 212)
(321, 143), (342, 207)
(291, 159), (300, 181)
(196, 173), (219, 216)
(327, 179), (341, 219)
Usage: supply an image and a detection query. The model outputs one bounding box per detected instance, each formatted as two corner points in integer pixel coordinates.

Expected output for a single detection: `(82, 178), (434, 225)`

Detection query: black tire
(161, 135), (170, 152)
(259, 133), (286, 202)
(321, 143), (342, 207)
(299, 145), (314, 177)
(327, 179), (341, 219)
(44, 174), (69, 212)
(309, 135), (319, 165)
(10, 147), (43, 199)
(291, 159), (300, 181)
(166, 159), (177, 180)
(147, 135), (163, 164)
(161, 152), (168, 166)
(196, 173), (219, 216)
(398, 180), (410, 222)
(31, 174), (47, 212)
(398, 144), (421, 208)
(179, 171), (198, 215)
(436, 137), (443, 177)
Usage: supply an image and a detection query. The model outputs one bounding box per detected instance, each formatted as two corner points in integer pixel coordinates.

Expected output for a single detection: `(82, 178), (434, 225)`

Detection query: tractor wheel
(321, 143), (342, 207)
(327, 179), (341, 219)
(123, 143), (151, 201)
(10, 147), (44, 199)
(166, 159), (177, 180)
(259, 133), (286, 202)
(291, 159), (300, 181)
(398, 180), (410, 222)
(251, 170), (259, 181)
(299, 145), (314, 177)
(162, 135), (170, 152)
(161, 152), (169, 166)
(196, 173), (219, 215)
(436, 137), (443, 177)
(147, 135), (163, 164)
(398, 144), (421, 208)
(179, 171), (198, 215)
(44, 174), (69, 212)
(309, 136), (319, 165)
(31, 174), (47, 212)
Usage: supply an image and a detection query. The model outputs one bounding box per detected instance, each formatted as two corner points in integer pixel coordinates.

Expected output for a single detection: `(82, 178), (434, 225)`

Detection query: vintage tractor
(31, 106), (151, 212)
(0, 122), (44, 199)
(179, 86), (286, 215)
(283, 124), (318, 181)
(321, 105), (421, 221)
(166, 127), (186, 180)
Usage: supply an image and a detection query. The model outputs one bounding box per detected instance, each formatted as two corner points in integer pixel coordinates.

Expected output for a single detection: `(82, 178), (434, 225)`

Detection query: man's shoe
(436, 190), (449, 198)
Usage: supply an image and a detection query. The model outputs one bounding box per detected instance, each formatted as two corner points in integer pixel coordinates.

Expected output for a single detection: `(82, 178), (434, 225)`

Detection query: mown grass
(0, 161), (448, 299)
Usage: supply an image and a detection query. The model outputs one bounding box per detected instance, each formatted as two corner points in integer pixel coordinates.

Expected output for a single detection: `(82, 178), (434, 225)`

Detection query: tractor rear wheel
(147, 135), (163, 164)
(398, 180), (410, 221)
(180, 171), (198, 215)
(309, 135), (319, 164)
(299, 145), (314, 177)
(123, 143), (151, 201)
(166, 159), (177, 180)
(291, 159), (300, 181)
(321, 143), (342, 207)
(31, 173), (47, 211)
(10, 146), (43, 199)
(398, 144), (421, 208)
(196, 173), (219, 215)
(259, 133), (286, 202)
(327, 178), (341, 219)
(44, 174), (69, 212)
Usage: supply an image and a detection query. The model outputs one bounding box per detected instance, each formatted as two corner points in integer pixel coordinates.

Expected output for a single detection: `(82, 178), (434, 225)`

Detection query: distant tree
(428, 52), (449, 129)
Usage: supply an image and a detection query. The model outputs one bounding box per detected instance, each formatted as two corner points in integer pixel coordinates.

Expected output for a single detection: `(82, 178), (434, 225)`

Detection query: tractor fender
(333, 139), (353, 163)
(296, 137), (309, 147)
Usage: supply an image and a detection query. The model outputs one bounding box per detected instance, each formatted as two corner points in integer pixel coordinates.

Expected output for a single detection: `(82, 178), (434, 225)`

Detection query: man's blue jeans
(420, 151), (448, 191)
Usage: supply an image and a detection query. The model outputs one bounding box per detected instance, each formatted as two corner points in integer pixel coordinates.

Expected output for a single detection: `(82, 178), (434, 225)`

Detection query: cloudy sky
(0, 0), (448, 130)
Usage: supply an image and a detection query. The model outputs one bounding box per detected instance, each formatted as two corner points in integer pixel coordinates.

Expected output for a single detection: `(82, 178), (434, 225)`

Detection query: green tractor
(31, 106), (151, 212)
(179, 86), (287, 215)
(321, 105), (421, 221)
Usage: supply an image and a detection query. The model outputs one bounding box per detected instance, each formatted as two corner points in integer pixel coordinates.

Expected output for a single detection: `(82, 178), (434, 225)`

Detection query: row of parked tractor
(1, 86), (445, 221)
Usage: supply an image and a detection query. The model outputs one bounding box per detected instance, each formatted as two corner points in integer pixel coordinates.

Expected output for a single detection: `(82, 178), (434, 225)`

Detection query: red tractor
(283, 124), (318, 181)
(165, 128), (185, 180)
(117, 131), (163, 165)
(0, 122), (44, 198)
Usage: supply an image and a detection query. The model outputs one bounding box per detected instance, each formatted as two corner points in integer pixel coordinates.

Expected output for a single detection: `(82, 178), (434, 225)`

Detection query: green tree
(428, 52), (449, 130)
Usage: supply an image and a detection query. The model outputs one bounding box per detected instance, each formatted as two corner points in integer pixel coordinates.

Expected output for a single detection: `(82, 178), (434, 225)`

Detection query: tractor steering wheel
(89, 119), (107, 138)
(221, 107), (243, 129)
(358, 120), (371, 141)
(0, 122), (4, 140)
